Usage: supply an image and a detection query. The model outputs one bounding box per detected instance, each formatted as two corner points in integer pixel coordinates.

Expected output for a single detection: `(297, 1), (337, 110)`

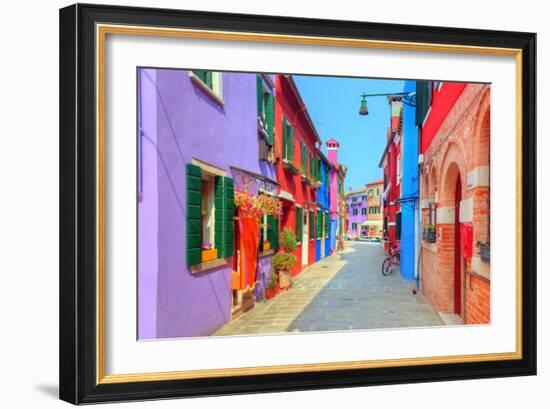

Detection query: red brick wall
(419, 84), (491, 322)
(465, 275), (490, 324)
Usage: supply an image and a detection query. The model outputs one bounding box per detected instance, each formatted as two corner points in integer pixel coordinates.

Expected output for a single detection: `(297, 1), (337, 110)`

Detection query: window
(362, 208), (367, 216)
(376, 188), (380, 196)
(190, 70), (223, 103)
(352, 197), (357, 203)
(368, 189), (374, 197)
(186, 163), (234, 267)
(296, 206), (303, 243)
(282, 117), (295, 162)
(396, 154), (401, 184)
(352, 223), (357, 231)
(396, 212), (402, 240)
(361, 195), (367, 201)
(201, 176), (215, 246)
(353, 209), (358, 216)
(309, 209), (315, 239)
(257, 75), (274, 145)
(301, 141), (307, 174)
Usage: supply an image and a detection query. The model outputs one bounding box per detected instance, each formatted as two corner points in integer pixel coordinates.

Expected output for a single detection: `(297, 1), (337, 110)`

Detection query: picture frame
(59, 3), (536, 404)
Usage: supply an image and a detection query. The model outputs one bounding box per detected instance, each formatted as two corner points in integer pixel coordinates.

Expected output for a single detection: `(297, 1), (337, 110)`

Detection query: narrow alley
(214, 242), (442, 336)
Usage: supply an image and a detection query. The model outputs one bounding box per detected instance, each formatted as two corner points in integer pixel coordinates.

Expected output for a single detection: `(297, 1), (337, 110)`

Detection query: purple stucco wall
(138, 69), (275, 339)
(346, 191), (369, 237)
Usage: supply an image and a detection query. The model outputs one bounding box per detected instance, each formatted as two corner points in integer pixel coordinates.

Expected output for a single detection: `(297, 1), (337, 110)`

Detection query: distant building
(345, 187), (369, 238)
(379, 96), (404, 252)
(364, 179), (384, 238)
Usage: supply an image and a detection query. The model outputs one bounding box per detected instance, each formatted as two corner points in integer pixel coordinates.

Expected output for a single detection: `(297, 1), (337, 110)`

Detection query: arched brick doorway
(440, 158), (464, 317)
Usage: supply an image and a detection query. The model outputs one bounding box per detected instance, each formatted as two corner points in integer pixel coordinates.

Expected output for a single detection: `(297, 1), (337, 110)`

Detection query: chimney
(326, 138), (340, 166)
(388, 96), (403, 133)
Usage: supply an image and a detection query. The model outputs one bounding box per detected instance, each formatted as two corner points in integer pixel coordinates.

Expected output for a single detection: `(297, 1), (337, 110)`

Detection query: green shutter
(282, 117), (288, 160)
(214, 177), (224, 256)
(309, 210), (315, 239)
(316, 210), (322, 239)
(296, 207), (302, 242)
(186, 164), (202, 267)
(257, 75), (264, 119)
(266, 92), (274, 145)
(325, 211), (330, 238)
(288, 124), (294, 162)
(214, 176), (235, 259)
(301, 142), (307, 173)
(317, 158), (322, 182)
(267, 215), (279, 253)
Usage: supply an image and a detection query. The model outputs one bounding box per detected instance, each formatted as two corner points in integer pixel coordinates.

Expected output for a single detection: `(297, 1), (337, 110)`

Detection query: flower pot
(265, 285), (279, 299)
(263, 242), (271, 251)
(201, 248), (218, 263)
(278, 270), (292, 289)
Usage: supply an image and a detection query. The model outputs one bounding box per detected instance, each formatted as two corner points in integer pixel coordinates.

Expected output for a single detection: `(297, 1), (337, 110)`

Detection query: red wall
(421, 82), (467, 153)
(275, 75), (317, 276)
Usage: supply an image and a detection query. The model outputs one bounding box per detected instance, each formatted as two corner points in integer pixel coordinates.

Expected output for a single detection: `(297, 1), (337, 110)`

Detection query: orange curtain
(238, 209), (260, 290)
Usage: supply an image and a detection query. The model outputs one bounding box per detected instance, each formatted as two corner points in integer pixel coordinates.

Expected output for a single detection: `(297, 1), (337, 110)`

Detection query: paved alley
(213, 242), (442, 336)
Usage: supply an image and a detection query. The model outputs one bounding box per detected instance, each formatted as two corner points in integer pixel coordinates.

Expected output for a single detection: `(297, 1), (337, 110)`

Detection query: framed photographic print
(59, 3), (536, 404)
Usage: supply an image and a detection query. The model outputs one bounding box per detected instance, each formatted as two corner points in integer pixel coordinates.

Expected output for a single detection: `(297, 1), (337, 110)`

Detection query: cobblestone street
(214, 242), (442, 336)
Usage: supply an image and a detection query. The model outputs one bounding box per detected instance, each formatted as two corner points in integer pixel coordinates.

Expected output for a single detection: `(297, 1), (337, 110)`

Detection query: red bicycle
(382, 242), (400, 276)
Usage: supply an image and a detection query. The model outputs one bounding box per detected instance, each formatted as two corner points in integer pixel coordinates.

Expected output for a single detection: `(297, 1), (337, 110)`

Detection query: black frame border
(59, 3), (536, 404)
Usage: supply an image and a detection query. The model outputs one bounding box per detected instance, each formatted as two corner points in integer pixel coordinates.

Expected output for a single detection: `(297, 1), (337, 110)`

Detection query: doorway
(302, 210), (309, 265)
(320, 212), (326, 257)
(453, 177), (462, 315)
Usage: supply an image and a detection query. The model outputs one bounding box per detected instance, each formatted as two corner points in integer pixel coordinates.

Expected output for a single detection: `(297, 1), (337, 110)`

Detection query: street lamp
(359, 93), (369, 116)
(358, 91), (416, 116)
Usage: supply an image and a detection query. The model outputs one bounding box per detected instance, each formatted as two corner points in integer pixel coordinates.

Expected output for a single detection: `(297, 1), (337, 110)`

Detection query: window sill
(189, 72), (224, 107)
(259, 249), (275, 257)
(190, 257), (231, 274)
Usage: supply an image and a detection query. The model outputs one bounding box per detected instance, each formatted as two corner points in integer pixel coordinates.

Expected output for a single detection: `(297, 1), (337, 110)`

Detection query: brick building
(418, 81), (490, 325)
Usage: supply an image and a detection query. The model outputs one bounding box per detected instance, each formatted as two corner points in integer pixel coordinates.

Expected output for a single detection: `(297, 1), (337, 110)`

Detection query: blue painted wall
(316, 157), (331, 261)
(400, 80), (418, 280)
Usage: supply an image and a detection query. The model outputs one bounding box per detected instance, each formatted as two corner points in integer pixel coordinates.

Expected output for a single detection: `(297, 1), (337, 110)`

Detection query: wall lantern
(359, 93), (369, 116)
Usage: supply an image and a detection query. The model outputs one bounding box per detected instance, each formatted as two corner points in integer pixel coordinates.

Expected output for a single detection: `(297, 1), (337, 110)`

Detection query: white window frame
(189, 71), (224, 106)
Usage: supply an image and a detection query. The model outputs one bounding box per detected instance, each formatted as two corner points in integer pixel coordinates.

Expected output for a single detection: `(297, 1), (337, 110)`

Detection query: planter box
(283, 160), (300, 175)
(201, 248), (218, 263)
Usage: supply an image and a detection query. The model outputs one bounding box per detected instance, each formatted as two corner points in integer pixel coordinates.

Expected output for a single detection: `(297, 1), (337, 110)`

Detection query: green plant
(271, 253), (296, 273)
(266, 271), (278, 290)
(280, 227), (297, 253)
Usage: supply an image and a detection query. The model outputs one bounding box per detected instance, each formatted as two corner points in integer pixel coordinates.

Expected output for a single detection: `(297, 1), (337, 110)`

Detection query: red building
(379, 97), (404, 251)
(417, 81), (490, 325)
(274, 75), (321, 276)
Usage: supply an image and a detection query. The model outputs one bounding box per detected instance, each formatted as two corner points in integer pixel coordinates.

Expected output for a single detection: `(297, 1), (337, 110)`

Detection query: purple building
(345, 187), (369, 238)
(138, 68), (277, 339)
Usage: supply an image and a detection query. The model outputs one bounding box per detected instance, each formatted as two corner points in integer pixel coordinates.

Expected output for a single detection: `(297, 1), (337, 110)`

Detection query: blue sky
(294, 75), (405, 191)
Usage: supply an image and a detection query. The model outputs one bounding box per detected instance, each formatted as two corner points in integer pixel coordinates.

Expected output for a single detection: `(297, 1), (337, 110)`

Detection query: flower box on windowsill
(201, 248), (218, 263)
(310, 180), (321, 190)
(283, 160), (300, 175)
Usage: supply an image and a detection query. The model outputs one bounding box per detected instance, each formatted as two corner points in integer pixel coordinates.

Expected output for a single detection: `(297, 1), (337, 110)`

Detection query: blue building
(316, 152), (332, 260)
(399, 80), (419, 280)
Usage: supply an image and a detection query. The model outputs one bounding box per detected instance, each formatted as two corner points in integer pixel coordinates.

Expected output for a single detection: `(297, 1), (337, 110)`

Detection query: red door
(454, 178), (462, 315)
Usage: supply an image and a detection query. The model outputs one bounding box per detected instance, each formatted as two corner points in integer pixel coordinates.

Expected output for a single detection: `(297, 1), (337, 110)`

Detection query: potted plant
(477, 241), (490, 263)
(262, 241), (271, 251)
(201, 243), (218, 262)
(272, 227), (297, 290)
(265, 272), (279, 299)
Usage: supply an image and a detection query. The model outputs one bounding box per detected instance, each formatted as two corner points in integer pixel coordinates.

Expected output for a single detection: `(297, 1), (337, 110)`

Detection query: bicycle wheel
(382, 257), (393, 276)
